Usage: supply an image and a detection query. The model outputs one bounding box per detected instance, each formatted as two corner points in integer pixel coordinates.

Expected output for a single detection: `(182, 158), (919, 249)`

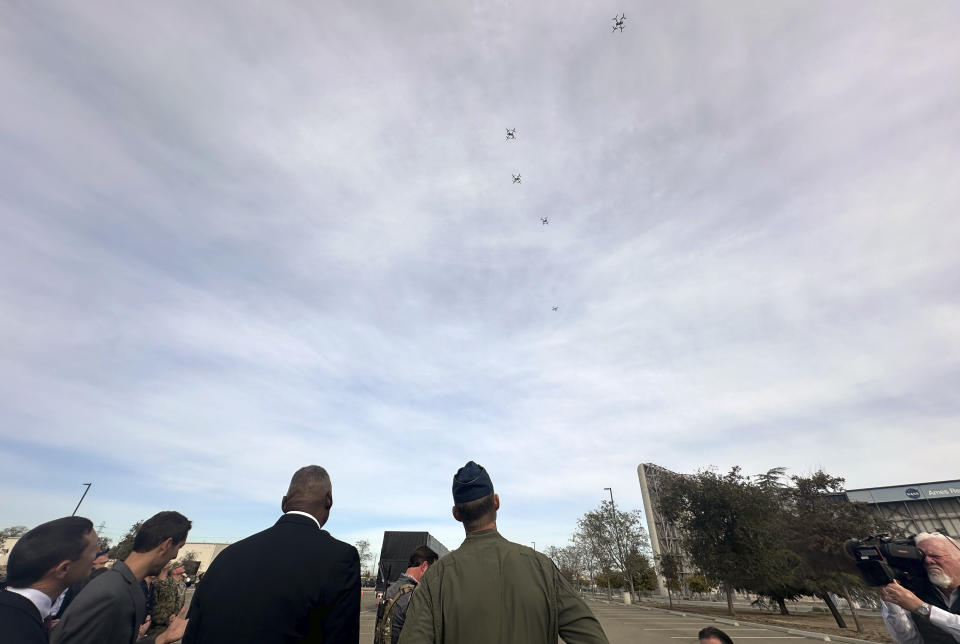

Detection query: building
(0, 537), (19, 570)
(179, 542), (231, 574)
(375, 531), (449, 592)
(843, 480), (960, 538)
(638, 463), (960, 596)
(637, 463), (694, 596)
(0, 536), (227, 577)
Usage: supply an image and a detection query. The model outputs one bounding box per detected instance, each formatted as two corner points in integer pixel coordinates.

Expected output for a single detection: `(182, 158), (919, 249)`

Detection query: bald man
(183, 466), (361, 643)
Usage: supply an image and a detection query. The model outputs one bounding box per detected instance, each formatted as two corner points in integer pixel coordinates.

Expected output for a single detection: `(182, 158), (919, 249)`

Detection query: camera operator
(880, 532), (960, 644)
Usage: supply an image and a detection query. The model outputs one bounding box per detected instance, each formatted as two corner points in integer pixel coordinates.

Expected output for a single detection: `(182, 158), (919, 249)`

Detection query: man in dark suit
(183, 465), (361, 643)
(54, 548), (112, 619)
(51, 511), (192, 644)
(0, 516), (100, 644)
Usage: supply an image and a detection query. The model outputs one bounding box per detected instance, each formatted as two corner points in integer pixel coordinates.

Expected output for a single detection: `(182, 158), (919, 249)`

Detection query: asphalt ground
(586, 601), (810, 644)
(275, 590), (829, 644)
(359, 591), (813, 644)
(361, 590), (378, 640)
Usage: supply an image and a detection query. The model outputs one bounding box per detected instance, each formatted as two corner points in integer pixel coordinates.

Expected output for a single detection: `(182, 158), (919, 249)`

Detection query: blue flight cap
(452, 461), (494, 504)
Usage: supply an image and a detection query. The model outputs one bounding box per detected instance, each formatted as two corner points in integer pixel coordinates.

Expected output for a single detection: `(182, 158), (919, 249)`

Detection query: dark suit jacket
(0, 588), (47, 644)
(183, 513), (360, 644)
(54, 568), (106, 620)
(50, 561), (155, 644)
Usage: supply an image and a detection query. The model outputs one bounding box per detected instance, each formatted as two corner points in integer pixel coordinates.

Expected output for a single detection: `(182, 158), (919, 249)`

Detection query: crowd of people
(2, 459), (958, 644)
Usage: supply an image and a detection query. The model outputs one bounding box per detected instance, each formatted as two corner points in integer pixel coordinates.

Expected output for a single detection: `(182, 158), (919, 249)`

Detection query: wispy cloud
(2, 0), (959, 552)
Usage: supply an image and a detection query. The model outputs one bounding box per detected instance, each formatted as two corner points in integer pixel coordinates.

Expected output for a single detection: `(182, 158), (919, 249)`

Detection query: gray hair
(286, 465), (331, 501)
(915, 532), (960, 551)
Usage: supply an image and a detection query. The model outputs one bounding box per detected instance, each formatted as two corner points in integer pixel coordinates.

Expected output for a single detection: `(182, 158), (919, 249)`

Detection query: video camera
(844, 534), (925, 587)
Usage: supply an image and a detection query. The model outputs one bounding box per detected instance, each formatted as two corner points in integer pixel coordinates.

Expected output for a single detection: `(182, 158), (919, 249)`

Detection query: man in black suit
(51, 510), (192, 644)
(0, 517), (100, 644)
(183, 465), (361, 643)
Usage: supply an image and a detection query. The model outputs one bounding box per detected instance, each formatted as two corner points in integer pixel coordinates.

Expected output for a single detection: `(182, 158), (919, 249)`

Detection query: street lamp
(73, 483), (92, 516)
(604, 487), (635, 601)
(531, 541), (536, 551)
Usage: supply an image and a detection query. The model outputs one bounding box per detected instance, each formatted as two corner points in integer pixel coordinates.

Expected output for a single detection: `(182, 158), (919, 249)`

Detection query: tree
(572, 528), (611, 592)
(355, 539), (373, 577)
(0, 526), (28, 539)
(109, 520), (143, 561)
(545, 544), (586, 586)
(785, 471), (891, 631)
(94, 521), (111, 552)
(656, 552), (683, 609)
(751, 468), (813, 616)
(688, 575), (711, 597)
(576, 501), (650, 600)
(629, 552), (658, 594)
(657, 467), (784, 616)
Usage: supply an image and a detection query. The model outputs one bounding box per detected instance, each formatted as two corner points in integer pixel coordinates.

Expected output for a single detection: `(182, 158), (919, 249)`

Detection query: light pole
(531, 541), (536, 551)
(73, 483), (92, 516)
(604, 487), (635, 601)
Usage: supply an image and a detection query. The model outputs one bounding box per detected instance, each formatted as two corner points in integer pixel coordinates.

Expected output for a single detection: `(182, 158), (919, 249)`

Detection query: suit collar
(111, 560), (138, 585)
(0, 588), (43, 623)
(4, 586), (54, 618)
(278, 511), (322, 530)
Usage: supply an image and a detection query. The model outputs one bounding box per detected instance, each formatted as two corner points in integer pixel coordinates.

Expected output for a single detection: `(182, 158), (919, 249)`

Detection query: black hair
(132, 511), (192, 553)
(699, 626), (734, 644)
(408, 546), (439, 568)
(6, 517), (94, 588)
(454, 493), (496, 531)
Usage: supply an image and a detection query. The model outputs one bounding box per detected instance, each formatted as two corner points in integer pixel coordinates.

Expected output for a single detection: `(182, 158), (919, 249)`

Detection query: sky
(1, 1), (959, 559)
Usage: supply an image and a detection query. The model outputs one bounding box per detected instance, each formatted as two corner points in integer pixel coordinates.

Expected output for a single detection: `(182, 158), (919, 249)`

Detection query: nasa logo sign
(905, 488), (922, 499)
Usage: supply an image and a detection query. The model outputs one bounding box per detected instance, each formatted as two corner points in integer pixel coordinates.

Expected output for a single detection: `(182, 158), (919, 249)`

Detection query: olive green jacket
(397, 529), (608, 644)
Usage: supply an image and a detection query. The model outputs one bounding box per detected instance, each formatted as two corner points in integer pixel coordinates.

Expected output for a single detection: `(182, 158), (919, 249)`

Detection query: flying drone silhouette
(612, 14), (626, 32)
(540, 217), (549, 225)
(505, 128), (517, 141)
(513, 174), (522, 184)
(552, 306), (559, 312)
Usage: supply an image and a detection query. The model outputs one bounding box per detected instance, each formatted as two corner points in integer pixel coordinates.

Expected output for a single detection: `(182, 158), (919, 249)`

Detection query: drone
(612, 13), (626, 32)
(552, 306), (559, 312)
(512, 174), (522, 184)
(540, 217), (549, 225)
(505, 128), (517, 141)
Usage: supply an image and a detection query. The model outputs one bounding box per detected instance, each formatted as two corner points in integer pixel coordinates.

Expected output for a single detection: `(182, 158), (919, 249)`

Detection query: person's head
(405, 546), (438, 581)
(451, 461), (499, 533)
(91, 549), (110, 570)
(131, 511), (192, 576)
(916, 532), (960, 591)
(6, 517), (98, 593)
(699, 626), (734, 644)
(281, 465), (333, 528)
(170, 564), (186, 580)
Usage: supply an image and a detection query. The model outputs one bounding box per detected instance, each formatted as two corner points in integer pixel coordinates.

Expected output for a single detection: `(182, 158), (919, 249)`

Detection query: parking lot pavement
(361, 591), (379, 639)
(587, 602), (809, 644)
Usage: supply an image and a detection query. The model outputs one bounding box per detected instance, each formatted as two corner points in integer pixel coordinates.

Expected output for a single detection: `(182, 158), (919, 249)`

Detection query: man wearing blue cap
(398, 461), (608, 644)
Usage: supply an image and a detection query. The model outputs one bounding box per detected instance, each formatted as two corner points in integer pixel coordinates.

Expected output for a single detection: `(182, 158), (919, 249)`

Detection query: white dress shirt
(284, 511), (321, 530)
(6, 586), (56, 618)
(882, 589), (960, 644)
(49, 588), (68, 616)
